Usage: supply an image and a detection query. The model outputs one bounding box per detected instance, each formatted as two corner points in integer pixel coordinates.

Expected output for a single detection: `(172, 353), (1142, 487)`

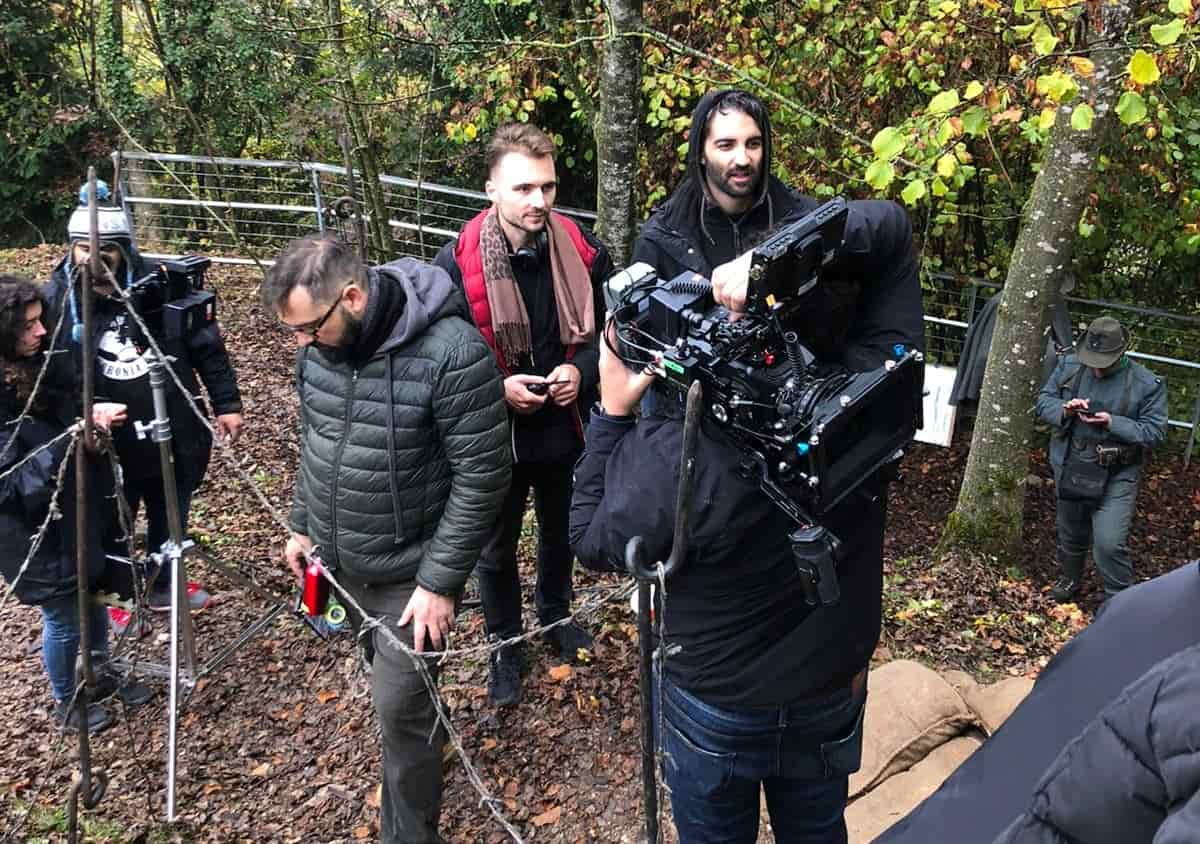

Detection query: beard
(315, 307), (363, 357)
(704, 158), (760, 202)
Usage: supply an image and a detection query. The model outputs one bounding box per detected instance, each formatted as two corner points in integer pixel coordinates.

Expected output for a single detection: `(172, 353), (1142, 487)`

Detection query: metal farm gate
(116, 150), (1200, 454)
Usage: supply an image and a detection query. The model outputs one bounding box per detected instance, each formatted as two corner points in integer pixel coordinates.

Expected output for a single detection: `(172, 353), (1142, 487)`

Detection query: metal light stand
(109, 357), (288, 821)
(626, 380), (704, 844)
(66, 167), (108, 844)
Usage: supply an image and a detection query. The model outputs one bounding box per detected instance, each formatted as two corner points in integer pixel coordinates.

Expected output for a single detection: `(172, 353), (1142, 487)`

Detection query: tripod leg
(166, 545), (181, 821)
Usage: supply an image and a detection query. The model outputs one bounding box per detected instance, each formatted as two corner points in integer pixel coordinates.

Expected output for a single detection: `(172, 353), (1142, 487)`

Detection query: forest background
(4, 0), (1200, 297)
(3, 1), (1200, 839)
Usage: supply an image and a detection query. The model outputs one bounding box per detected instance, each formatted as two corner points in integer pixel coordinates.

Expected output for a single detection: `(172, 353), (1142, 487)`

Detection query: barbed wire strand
(108, 280), (640, 841)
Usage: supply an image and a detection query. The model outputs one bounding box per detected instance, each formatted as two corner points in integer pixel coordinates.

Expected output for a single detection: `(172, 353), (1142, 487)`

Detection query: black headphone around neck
(512, 229), (548, 264)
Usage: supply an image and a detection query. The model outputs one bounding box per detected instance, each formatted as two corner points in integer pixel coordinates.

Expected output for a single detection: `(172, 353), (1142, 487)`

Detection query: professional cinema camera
(605, 198), (923, 605)
(126, 255), (217, 343)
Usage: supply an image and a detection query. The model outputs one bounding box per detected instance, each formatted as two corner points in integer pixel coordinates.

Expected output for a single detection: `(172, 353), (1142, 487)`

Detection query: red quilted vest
(454, 209), (597, 375)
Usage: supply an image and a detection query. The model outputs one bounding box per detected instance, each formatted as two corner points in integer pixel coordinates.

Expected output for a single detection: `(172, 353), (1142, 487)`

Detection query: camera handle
(626, 379), (704, 582)
(790, 526), (842, 606)
(739, 450), (844, 608)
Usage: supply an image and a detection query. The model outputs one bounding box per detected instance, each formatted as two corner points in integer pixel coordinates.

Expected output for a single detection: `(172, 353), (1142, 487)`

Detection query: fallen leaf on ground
(532, 806), (562, 826)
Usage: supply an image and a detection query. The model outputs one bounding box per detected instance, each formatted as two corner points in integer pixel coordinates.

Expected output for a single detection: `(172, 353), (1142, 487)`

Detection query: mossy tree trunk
(940, 1), (1133, 562)
(593, 0), (643, 266)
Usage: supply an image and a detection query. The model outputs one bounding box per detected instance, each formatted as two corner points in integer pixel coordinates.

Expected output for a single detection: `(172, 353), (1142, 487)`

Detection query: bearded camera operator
(569, 89), (924, 844)
(44, 182), (244, 631)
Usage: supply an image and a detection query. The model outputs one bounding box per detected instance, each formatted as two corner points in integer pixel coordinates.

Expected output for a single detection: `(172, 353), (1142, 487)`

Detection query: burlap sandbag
(846, 734), (983, 842)
(940, 669), (979, 697)
(962, 676), (1035, 736)
(848, 660), (977, 798)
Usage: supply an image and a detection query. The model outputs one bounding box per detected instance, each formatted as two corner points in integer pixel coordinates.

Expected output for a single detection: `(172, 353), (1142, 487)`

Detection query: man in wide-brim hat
(1035, 315), (1168, 602)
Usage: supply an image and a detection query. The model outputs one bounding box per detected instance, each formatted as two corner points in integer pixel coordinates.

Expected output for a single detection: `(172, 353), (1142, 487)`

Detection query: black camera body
(605, 199), (924, 605)
(607, 198), (923, 515)
(127, 255), (217, 342)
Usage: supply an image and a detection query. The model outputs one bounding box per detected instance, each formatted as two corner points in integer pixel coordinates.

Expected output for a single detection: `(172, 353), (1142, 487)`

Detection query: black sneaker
(53, 700), (113, 734)
(87, 659), (155, 708)
(487, 638), (524, 708)
(1050, 576), (1080, 603)
(544, 620), (594, 663)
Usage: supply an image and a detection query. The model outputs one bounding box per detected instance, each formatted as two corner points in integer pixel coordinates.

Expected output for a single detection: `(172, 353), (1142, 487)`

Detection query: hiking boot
(108, 606), (152, 638)
(53, 699), (113, 734)
(1050, 576), (1080, 603)
(488, 638), (525, 708)
(148, 581), (211, 613)
(544, 620), (594, 663)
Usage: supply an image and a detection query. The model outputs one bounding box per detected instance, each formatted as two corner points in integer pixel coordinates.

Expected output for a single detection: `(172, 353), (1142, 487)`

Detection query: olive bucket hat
(1076, 316), (1128, 369)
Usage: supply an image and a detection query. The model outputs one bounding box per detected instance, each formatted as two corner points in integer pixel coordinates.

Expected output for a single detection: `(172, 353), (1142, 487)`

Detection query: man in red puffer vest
(434, 123), (612, 707)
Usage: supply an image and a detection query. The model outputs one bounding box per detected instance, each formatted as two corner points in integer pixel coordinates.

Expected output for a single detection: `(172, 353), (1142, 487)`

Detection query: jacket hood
(372, 257), (470, 355)
(661, 89), (783, 238)
(686, 89), (774, 208)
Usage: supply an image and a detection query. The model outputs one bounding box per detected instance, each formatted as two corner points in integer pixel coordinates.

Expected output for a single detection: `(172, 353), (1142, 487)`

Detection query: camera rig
(126, 255), (217, 343)
(606, 198), (923, 606)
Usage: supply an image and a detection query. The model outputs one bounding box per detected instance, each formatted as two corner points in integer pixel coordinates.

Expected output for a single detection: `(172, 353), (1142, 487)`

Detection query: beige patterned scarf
(479, 210), (595, 369)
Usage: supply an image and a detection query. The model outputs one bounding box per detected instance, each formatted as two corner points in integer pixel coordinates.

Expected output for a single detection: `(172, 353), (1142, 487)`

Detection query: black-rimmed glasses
(282, 285), (349, 337)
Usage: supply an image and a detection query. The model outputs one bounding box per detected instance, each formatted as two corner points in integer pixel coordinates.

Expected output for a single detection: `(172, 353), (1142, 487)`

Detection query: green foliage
(0, 4), (101, 245)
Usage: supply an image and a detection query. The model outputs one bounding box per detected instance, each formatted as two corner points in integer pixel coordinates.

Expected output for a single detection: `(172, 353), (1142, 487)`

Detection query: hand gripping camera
(126, 255), (217, 343)
(605, 199), (924, 605)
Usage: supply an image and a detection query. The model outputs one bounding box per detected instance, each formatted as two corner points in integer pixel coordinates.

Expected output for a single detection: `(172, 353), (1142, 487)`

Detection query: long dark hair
(0, 275), (46, 361)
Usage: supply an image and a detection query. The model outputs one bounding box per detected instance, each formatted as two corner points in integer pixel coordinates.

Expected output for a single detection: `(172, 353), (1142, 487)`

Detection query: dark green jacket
(289, 259), (511, 598)
(1035, 354), (1168, 480)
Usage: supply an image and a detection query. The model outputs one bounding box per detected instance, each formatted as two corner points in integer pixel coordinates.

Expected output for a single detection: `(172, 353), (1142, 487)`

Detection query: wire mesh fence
(118, 151), (596, 265)
(117, 151), (1199, 446)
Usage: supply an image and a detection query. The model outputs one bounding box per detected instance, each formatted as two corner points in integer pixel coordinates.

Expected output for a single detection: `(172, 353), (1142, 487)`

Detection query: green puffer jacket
(289, 259), (511, 597)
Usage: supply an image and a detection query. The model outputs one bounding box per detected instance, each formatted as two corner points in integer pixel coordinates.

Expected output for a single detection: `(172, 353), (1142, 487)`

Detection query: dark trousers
(477, 457), (577, 637)
(1056, 470), (1139, 597)
(355, 582), (446, 844)
(122, 454), (206, 561)
(659, 678), (866, 844)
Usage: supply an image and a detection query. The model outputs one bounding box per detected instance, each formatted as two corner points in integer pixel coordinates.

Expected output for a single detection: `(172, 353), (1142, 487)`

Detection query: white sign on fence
(915, 364), (958, 447)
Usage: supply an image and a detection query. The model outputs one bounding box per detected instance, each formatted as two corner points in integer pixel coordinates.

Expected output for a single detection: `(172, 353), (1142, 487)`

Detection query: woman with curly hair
(0, 274), (150, 732)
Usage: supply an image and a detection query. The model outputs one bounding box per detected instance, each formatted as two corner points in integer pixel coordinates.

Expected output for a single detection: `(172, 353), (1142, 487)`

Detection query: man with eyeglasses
(263, 234), (511, 844)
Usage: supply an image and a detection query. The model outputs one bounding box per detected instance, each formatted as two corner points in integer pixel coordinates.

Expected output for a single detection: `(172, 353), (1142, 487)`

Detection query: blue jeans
(660, 678), (866, 844)
(40, 594), (109, 703)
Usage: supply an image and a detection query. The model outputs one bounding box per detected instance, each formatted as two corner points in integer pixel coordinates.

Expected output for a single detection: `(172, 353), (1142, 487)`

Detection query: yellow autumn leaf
(1128, 50), (1161, 86)
(1070, 57), (1095, 77)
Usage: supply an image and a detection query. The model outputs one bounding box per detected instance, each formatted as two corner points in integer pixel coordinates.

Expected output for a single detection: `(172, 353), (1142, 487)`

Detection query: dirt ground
(0, 248), (1196, 842)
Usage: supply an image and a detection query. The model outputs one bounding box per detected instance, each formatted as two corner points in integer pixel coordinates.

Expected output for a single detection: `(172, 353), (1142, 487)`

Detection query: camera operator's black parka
(994, 639), (1200, 844)
(572, 197), (925, 707)
(289, 260), (511, 604)
(44, 258), (243, 479)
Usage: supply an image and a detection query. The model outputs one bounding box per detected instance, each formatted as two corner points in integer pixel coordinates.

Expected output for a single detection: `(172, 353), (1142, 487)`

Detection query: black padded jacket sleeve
(185, 319), (243, 415)
(992, 643), (1200, 844)
(838, 200), (925, 372)
(420, 336), (512, 595)
(569, 409), (675, 573)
